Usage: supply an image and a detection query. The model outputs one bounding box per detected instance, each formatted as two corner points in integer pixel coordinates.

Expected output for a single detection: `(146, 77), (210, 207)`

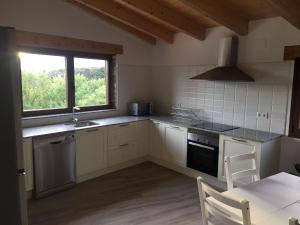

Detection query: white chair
(289, 217), (300, 225)
(224, 152), (260, 190)
(197, 177), (252, 225)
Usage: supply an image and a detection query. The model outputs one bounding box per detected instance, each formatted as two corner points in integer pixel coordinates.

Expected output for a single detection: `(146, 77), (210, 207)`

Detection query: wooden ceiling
(69, 0), (300, 45)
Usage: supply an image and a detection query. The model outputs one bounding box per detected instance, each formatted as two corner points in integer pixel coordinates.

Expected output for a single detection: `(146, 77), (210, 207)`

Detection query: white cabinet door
(76, 127), (107, 177)
(23, 138), (33, 191)
(164, 125), (187, 167)
(149, 121), (165, 159)
(108, 142), (137, 166)
(218, 135), (261, 182)
(135, 121), (149, 157)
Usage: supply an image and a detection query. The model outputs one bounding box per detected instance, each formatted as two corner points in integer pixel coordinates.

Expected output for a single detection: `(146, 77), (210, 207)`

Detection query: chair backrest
(224, 151), (260, 190)
(289, 217), (300, 225)
(197, 177), (252, 225)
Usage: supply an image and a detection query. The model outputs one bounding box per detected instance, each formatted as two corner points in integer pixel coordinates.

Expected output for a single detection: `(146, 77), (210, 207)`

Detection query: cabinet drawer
(108, 142), (137, 166)
(108, 123), (136, 147)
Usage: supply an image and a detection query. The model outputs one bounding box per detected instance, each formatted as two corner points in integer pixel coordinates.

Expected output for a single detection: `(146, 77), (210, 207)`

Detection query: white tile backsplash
(151, 62), (292, 134)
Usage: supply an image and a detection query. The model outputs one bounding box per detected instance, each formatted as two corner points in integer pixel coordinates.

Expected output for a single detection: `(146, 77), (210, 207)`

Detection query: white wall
(151, 17), (300, 174)
(0, 0), (152, 127)
(151, 62), (293, 134)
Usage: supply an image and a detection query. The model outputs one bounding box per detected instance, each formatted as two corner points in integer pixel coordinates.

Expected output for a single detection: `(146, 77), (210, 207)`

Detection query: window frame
(19, 47), (114, 117)
(289, 58), (300, 138)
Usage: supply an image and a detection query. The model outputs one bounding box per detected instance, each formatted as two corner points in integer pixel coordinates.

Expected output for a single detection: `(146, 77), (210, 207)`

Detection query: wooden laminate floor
(28, 162), (202, 225)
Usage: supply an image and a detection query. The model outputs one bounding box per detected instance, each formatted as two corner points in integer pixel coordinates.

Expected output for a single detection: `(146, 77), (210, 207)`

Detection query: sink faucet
(72, 107), (80, 123)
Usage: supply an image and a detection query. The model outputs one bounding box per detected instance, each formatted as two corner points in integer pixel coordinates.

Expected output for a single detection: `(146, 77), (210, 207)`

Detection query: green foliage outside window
(22, 67), (107, 111)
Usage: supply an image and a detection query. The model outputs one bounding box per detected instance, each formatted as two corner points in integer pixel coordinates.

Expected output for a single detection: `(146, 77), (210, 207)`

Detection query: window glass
(74, 57), (108, 107)
(19, 52), (67, 111)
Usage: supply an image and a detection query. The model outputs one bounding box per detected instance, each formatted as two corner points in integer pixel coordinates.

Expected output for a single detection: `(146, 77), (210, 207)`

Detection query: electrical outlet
(256, 112), (269, 119)
(261, 112), (269, 119)
(256, 112), (261, 118)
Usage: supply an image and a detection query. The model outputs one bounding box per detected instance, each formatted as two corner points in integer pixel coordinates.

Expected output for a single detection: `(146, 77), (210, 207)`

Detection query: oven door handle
(188, 141), (215, 151)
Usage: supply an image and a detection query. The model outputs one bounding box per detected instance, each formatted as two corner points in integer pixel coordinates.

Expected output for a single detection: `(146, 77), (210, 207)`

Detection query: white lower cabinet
(149, 121), (165, 159)
(22, 119), (190, 188)
(108, 123), (136, 148)
(23, 138), (34, 191)
(218, 135), (280, 183)
(107, 121), (148, 166)
(75, 127), (107, 178)
(135, 121), (149, 157)
(163, 125), (187, 167)
(149, 121), (188, 168)
(108, 142), (137, 166)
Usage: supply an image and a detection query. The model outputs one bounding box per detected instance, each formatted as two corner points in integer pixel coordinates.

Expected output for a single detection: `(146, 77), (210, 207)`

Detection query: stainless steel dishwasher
(33, 132), (76, 198)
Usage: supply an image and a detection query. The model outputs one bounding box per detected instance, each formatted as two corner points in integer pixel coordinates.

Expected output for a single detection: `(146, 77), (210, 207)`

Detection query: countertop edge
(23, 116), (283, 143)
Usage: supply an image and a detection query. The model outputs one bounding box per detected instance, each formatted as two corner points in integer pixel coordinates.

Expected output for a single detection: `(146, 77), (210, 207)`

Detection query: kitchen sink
(72, 121), (99, 128)
(64, 120), (99, 128)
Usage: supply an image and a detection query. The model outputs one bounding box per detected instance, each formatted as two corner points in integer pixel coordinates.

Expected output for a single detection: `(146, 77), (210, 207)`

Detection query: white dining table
(223, 172), (300, 225)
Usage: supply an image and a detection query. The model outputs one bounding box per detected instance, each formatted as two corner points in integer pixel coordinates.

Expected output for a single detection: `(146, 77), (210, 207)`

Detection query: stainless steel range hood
(190, 36), (254, 82)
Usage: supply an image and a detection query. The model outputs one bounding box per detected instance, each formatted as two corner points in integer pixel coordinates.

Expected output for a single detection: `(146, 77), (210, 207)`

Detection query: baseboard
(76, 157), (148, 183)
(147, 156), (227, 191)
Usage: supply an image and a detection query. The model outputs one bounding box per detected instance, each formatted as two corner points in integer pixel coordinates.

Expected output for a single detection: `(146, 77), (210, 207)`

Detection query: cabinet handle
(188, 141), (215, 151)
(119, 124), (129, 127)
(50, 140), (63, 145)
(119, 143), (129, 147)
(86, 129), (98, 133)
(232, 138), (247, 143)
(171, 126), (180, 129)
(153, 122), (160, 125)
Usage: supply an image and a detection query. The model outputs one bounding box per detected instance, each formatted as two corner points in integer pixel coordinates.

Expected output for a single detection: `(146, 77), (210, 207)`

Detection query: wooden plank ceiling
(70, 0), (300, 45)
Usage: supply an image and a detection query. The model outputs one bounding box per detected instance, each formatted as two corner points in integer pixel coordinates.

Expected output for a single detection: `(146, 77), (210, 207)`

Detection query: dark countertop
(221, 128), (282, 143)
(23, 116), (149, 138)
(23, 115), (282, 143)
(150, 116), (282, 142)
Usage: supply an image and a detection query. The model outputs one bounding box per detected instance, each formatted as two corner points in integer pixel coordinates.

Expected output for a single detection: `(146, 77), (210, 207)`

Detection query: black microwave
(128, 102), (152, 116)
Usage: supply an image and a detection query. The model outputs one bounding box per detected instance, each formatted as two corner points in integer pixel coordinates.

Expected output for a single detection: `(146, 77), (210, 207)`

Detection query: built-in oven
(187, 129), (219, 177)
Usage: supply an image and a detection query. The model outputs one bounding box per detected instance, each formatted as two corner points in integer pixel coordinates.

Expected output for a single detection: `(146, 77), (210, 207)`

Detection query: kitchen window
(19, 48), (114, 117)
(289, 58), (300, 138)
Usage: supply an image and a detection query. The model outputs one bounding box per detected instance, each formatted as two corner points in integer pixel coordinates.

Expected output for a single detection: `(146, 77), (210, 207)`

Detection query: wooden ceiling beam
(177, 0), (249, 35)
(70, 0), (156, 45)
(265, 0), (300, 30)
(284, 45), (300, 60)
(115, 0), (206, 41)
(75, 0), (174, 43)
(16, 30), (123, 54)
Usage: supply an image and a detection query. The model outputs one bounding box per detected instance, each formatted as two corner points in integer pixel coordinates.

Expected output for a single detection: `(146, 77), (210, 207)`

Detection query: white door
(218, 135), (261, 183)
(76, 127), (107, 177)
(149, 121), (164, 159)
(164, 125), (187, 167)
